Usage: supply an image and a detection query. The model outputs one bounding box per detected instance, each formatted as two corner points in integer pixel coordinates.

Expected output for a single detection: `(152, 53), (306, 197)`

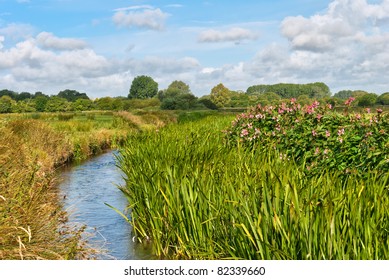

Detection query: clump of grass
(115, 110), (177, 131)
(0, 123), (91, 259)
(117, 115), (389, 260)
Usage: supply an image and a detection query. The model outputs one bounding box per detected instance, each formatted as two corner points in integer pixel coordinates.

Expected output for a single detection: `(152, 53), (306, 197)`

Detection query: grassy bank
(0, 110), (177, 259)
(117, 114), (388, 260)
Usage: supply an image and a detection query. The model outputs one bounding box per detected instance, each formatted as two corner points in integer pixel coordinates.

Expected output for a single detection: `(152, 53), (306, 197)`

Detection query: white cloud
(0, 36), (4, 49)
(112, 8), (169, 31)
(113, 5), (155, 12)
(198, 27), (258, 43)
(281, 0), (389, 52)
(0, 23), (35, 41)
(36, 32), (88, 50)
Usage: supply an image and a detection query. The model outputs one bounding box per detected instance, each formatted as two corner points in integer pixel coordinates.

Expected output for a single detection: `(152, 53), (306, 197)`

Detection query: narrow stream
(58, 151), (152, 260)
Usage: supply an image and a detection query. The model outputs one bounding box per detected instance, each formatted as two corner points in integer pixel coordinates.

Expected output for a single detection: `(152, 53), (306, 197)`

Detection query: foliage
(159, 81), (198, 110)
(226, 98), (388, 176)
(0, 96), (15, 113)
(118, 115), (389, 260)
(198, 97), (218, 110)
(246, 82), (331, 99)
(129, 75), (158, 99)
(357, 93), (378, 107)
(45, 97), (71, 112)
(57, 89), (90, 102)
(210, 83), (231, 108)
(377, 92), (389, 105)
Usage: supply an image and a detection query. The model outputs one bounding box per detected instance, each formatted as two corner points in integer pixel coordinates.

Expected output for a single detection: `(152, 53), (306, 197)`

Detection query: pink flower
(316, 114), (323, 121)
(312, 130), (318, 137)
(344, 97), (356, 106)
(337, 128), (345, 136)
(365, 108), (371, 114)
(290, 98), (296, 104)
(240, 129), (249, 137)
(325, 130), (331, 138)
(376, 108), (383, 114)
(327, 103), (333, 110)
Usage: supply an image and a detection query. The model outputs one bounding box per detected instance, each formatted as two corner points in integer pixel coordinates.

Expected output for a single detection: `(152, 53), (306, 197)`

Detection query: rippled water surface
(59, 151), (152, 260)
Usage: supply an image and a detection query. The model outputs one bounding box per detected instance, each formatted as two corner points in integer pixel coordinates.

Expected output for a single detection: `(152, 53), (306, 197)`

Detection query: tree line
(1, 76), (388, 114)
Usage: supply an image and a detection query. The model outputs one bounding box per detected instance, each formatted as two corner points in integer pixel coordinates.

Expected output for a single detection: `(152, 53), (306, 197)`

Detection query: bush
(226, 98), (388, 175)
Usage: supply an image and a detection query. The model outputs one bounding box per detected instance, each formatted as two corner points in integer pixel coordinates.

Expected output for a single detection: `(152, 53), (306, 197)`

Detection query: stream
(58, 151), (152, 260)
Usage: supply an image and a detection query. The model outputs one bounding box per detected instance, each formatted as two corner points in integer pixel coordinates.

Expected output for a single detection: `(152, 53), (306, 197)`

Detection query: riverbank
(0, 110), (177, 259)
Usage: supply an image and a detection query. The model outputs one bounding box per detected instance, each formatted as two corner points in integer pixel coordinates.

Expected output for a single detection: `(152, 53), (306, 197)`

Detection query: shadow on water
(58, 151), (153, 260)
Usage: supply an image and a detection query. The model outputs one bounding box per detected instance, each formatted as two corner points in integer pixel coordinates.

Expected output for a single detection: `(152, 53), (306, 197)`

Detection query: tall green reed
(117, 115), (389, 259)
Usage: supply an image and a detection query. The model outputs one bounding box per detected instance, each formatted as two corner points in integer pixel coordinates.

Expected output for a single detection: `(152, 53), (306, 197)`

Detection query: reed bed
(117, 115), (389, 259)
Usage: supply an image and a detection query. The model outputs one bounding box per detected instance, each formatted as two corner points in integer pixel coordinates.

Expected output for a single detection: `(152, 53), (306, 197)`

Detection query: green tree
(72, 99), (94, 111)
(34, 96), (49, 112)
(45, 97), (71, 112)
(129, 75), (158, 99)
(0, 95), (15, 113)
(13, 100), (36, 113)
(57, 89), (89, 102)
(0, 89), (17, 100)
(166, 80), (191, 96)
(377, 92), (389, 105)
(94, 97), (115, 110)
(333, 90), (353, 99)
(15, 92), (33, 101)
(210, 83), (231, 108)
(357, 93), (378, 107)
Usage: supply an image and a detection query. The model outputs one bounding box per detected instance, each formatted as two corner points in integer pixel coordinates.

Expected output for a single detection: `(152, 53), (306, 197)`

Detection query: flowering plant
(225, 98), (388, 175)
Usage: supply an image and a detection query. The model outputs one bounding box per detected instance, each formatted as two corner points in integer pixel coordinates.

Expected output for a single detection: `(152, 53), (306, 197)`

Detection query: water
(58, 151), (152, 260)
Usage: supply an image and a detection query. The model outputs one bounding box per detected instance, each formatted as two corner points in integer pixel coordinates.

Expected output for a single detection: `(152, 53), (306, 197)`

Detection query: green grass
(0, 110), (179, 259)
(117, 115), (389, 260)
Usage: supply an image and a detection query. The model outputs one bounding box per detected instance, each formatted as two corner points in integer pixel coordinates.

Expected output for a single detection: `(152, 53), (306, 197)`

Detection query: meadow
(118, 100), (388, 260)
(0, 110), (175, 259)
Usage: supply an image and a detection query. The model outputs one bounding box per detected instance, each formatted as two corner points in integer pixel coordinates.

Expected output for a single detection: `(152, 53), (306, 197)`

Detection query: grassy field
(0, 110), (176, 259)
(117, 107), (388, 260)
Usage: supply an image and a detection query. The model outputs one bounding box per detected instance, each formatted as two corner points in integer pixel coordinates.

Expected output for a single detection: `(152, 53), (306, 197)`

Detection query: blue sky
(1, 0), (388, 98)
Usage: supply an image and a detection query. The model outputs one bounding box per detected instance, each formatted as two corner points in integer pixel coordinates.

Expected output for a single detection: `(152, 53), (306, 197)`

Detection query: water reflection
(58, 151), (152, 260)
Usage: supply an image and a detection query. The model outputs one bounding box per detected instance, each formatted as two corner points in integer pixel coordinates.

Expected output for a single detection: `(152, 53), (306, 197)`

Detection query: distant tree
(210, 83), (231, 108)
(198, 96), (218, 110)
(45, 97), (71, 112)
(159, 80), (198, 110)
(12, 100), (36, 113)
(357, 93), (378, 107)
(166, 81), (191, 95)
(0, 95), (15, 113)
(246, 82), (330, 99)
(57, 89), (89, 102)
(72, 99), (94, 111)
(94, 97), (115, 110)
(15, 92), (33, 101)
(34, 96), (49, 112)
(0, 89), (17, 100)
(257, 92), (281, 105)
(377, 92), (389, 105)
(34, 91), (49, 98)
(161, 93), (197, 110)
(333, 90), (353, 99)
(352, 90), (369, 99)
(129, 76), (158, 99)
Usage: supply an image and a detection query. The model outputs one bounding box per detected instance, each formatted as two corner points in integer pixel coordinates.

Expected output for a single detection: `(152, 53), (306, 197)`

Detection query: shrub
(225, 98), (388, 175)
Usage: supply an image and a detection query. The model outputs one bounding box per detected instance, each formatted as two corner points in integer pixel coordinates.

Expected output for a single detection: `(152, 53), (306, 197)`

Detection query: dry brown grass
(0, 121), (93, 259)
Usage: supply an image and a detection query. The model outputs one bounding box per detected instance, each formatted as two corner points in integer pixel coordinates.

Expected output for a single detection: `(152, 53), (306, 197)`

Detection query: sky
(0, 0), (389, 98)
